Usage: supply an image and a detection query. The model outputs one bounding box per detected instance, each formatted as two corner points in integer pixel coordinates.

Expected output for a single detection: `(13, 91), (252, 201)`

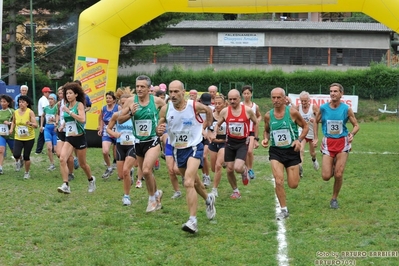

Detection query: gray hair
(20, 85), (29, 91)
(299, 91), (310, 99)
(136, 75), (152, 87)
(330, 83), (344, 93)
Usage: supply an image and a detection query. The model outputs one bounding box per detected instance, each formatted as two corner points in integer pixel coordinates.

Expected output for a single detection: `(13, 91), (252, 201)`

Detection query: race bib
(45, 114), (55, 124)
(327, 120), (343, 135)
(135, 120), (152, 137)
(0, 124), (9, 136)
(175, 131), (189, 148)
(65, 121), (78, 137)
(228, 122), (245, 137)
(217, 122), (227, 135)
(272, 129), (291, 147)
(17, 126), (29, 137)
(120, 130), (134, 145)
(103, 125), (116, 137)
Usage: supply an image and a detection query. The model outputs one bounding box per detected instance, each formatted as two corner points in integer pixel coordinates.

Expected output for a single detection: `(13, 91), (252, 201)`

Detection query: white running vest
(166, 100), (203, 149)
(299, 104), (315, 139)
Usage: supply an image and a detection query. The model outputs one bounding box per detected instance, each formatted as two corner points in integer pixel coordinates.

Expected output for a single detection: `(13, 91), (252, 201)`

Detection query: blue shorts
(44, 125), (57, 146)
(165, 139), (173, 156)
(0, 136), (14, 150)
(174, 142), (203, 169)
(102, 135), (117, 144)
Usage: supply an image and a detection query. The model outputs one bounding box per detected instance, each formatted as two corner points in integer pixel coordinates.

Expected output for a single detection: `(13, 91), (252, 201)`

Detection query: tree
(343, 13), (378, 23)
(2, 0), (184, 85)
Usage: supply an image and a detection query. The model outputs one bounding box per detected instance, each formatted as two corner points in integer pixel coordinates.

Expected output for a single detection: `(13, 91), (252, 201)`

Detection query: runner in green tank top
(131, 94), (159, 141)
(261, 87), (308, 220)
(118, 75), (165, 213)
(0, 95), (15, 174)
(57, 82), (96, 194)
(41, 93), (59, 171)
(269, 106), (299, 149)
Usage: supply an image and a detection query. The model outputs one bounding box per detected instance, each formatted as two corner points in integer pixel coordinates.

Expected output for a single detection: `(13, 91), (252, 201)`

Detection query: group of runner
(0, 77), (359, 233)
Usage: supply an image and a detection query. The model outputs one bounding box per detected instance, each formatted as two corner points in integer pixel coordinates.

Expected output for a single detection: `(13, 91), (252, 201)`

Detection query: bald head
(169, 80), (184, 91)
(208, 85), (217, 100)
(228, 89), (240, 99)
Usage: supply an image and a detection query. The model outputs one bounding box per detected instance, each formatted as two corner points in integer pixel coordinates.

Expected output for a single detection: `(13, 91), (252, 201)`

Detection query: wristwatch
(254, 137), (260, 141)
(208, 126), (214, 132)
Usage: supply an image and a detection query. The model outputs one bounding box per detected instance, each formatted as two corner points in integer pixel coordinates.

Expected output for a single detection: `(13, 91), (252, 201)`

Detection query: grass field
(0, 100), (398, 265)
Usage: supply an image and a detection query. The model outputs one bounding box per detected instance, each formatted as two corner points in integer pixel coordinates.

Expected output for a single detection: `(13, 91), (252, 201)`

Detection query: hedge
(118, 63), (399, 100)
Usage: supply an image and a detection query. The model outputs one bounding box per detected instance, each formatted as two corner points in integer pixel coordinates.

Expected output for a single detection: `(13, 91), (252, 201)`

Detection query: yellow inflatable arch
(74, 0), (399, 133)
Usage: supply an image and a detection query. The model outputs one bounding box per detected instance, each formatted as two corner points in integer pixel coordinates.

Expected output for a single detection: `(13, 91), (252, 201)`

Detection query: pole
(30, 0), (36, 106)
(0, 1), (3, 79)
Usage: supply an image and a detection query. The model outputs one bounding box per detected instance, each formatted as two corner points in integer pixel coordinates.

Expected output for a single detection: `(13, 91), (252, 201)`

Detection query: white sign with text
(288, 94), (358, 113)
(217, 32), (265, 47)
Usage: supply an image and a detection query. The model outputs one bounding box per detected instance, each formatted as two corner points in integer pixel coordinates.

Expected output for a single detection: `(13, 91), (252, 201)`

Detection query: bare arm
(347, 108), (359, 142)
(29, 110), (38, 128)
(156, 105), (167, 136)
(106, 113), (120, 139)
(118, 97), (135, 124)
(291, 107), (308, 141)
(246, 106), (259, 139)
(261, 112), (271, 148)
(214, 107), (227, 132)
(312, 105), (319, 145)
(155, 95), (166, 110)
(195, 103), (213, 129)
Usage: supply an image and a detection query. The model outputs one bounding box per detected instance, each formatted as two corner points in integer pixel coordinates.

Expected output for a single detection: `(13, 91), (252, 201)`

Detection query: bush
(117, 63), (399, 99)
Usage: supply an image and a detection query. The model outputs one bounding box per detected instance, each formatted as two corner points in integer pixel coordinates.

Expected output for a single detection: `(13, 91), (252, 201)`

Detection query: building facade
(119, 21), (392, 74)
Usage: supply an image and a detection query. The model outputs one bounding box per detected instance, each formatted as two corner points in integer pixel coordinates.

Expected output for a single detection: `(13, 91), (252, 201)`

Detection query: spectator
(35, 87), (52, 154)
(14, 85), (29, 109)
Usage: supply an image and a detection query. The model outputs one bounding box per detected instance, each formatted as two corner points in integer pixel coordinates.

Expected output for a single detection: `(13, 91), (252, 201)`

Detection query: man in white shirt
(14, 85), (29, 109)
(35, 87), (51, 154)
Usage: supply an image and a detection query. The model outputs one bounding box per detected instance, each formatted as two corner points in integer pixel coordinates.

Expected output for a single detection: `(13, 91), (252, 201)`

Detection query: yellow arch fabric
(74, 0), (399, 130)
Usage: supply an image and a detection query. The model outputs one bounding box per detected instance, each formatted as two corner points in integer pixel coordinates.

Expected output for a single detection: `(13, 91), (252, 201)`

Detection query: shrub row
(117, 63), (399, 100)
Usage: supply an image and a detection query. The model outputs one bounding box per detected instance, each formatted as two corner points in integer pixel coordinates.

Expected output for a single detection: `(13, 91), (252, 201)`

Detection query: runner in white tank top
(296, 91), (320, 177)
(157, 80), (216, 234)
(241, 85), (261, 179)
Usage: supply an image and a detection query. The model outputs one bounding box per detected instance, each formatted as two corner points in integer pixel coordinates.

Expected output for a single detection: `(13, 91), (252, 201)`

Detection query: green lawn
(0, 116), (398, 265)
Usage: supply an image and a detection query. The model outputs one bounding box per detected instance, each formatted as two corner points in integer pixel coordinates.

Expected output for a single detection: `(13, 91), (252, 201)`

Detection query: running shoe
(88, 176), (96, 193)
(68, 173), (75, 181)
(230, 191), (241, 199)
(241, 167), (249, 186)
(102, 168), (113, 179)
(154, 158), (160, 170)
(313, 160), (320, 171)
(248, 169), (255, 179)
(182, 219), (198, 234)
(146, 200), (157, 213)
(23, 172), (30, 179)
(135, 179), (142, 188)
(299, 165), (303, 178)
(330, 199), (339, 209)
(277, 210), (289, 220)
(206, 193), (216, 220)
(73, 157), (79, 169)
(171, 191), (182, 199)
(122, 196), (131, 206)
(0, 168), (3, 175)
(156, 190), (163, 210)
(57, 183), (71, 194)
(211, 187), (218, 198)
(203, 174), (211, 187)
(47, 164), (56, 171)
(15, 161), (21, 172)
